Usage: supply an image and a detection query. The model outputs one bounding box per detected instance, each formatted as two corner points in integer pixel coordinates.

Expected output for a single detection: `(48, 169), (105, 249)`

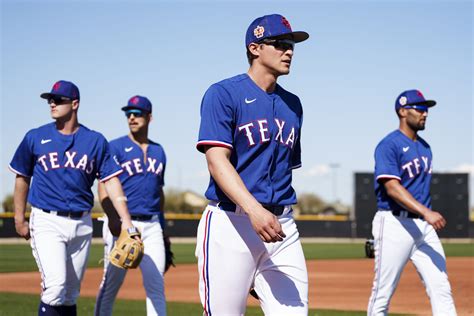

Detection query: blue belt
(42, 209), (90, 219)
(217, 202), (286, 216)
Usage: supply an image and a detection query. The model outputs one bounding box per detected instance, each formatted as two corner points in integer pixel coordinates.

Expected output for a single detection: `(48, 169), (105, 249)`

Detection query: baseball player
(195, 14), (309, 315)
(95, 96), (168, 316)
(10, 80), (137, 316)
(367, 90), (457, 315)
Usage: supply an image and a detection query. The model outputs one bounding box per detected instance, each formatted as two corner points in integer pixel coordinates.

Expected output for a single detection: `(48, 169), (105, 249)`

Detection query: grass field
(0, 242), (473, 273)
(0, 292), (408, 316)
(1, 242), (470, 315)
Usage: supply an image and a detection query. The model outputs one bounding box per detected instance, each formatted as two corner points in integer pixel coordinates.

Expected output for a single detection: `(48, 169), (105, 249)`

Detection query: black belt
(42, 209), (90, 219)
(217, 202), (286, 216)
(392, 210), (421, 219)
(131, 214), (155, 221)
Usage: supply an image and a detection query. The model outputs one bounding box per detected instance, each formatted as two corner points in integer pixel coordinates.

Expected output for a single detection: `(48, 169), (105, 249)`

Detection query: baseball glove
(164, 234), (175, 273)
(365, 238), (375, 258)
(109, 227), (144, 269)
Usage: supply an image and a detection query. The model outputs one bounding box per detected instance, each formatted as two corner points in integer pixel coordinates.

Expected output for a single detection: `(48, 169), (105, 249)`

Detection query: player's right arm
(204, 145), (285, 243)
(13, 175), (31, 240)
(382, 179), (446, 230)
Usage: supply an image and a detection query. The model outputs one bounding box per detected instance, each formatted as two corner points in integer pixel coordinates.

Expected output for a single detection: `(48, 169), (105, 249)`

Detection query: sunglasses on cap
(402, 105), (429, 112)
(125, 109), (147, 118)
(47, 96), (72, 105)
(260, 38), (295, 51)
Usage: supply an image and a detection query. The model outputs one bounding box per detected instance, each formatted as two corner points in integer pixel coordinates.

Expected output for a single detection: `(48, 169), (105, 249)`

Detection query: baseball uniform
(95, 96), (167, 316)
(195, 13), (310, 313)
(367, 90), (457, 316)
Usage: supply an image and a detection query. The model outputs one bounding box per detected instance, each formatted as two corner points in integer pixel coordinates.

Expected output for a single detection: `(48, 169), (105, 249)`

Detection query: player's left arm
(103, 177), (136, 234)
(98, 181), (122, 237)
(382, 179), (446, 230)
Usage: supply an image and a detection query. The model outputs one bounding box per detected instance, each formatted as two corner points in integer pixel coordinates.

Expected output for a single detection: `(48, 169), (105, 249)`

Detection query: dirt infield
(1, 258), (472, 315)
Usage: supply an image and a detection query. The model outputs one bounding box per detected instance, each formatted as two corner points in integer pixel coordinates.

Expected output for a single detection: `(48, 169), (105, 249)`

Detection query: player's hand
(247, 206), (286, 243)
(424, 210), (446, 231)
(15, 220), (30, 240)
(121, 221), (142, 242)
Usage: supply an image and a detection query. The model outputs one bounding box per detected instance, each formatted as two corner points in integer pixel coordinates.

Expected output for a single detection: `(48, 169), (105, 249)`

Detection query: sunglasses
(260, 39), (295, 51)
(48, 97), (72, 105)
(402, 105), (429, 112)
(125, 109), (147, 118)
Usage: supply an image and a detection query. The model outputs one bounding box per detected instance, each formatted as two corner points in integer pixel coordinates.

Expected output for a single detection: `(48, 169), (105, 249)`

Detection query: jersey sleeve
(374, 140), (401, 182)
(9, 131), (35, 177)
(291, 109), (303, 169)
(160, 149), (166, 186)
(96, 135), (123, 182)
(196, 84), (235, 153)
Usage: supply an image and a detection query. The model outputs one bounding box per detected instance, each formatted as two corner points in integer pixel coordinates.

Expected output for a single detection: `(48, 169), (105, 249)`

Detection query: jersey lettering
(402, 156), (432, 178)
(238, 118), (296, 148)
(133, 158), (143, 173)
(36, 151), (94, 174)
(238, 122), (256, 146)
(257, 119), (270, 143)
(121, 158), (163, 176)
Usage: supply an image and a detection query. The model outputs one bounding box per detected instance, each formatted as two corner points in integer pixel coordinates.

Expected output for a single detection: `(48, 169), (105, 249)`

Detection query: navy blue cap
(395, 89), (436, 112)
(245, 14), (309, 47)
(40, 80), (80, 100)
(121, 95), (152, 113)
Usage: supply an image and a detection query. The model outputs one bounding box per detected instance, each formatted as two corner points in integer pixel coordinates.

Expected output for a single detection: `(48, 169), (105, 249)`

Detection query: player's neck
(129, 132), (148, 145)
(399, 125), (417, 141)
(247, 68), (277, 93)
(55, 117), (80, 135)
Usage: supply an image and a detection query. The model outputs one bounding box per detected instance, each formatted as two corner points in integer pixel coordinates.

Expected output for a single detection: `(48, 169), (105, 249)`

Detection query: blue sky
(1, 0), (472, 207)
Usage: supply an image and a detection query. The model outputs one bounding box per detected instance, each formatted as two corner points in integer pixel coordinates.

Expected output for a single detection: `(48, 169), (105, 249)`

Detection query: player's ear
(247, 43), (261, 58)
(148, 113), (153, 123)
(72, 100), (79, 111)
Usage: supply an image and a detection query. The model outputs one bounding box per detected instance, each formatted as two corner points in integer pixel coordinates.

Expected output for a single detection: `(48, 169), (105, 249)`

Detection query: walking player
(196, 14), (309, 315)
(10, 80), (137, 316)
(95, 95), (168, 316)
(367, 89), (457, 315)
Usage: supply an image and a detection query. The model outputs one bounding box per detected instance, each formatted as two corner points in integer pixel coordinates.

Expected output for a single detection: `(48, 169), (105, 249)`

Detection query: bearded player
(367, 90), (457, 315)
(95, 96), (168, 316)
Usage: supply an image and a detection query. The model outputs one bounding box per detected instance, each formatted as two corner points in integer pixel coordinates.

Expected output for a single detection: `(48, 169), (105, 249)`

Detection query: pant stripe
(95, 263), (113, 315)
(29, 210), (47, 294)
(201, 210), (213, 316)
(368, 215), (385, 316)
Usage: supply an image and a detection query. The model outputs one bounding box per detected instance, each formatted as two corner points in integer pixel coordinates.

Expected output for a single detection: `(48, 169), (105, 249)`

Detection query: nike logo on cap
(41, 139), (52, 144)
(403, 146), (410, 152)
(245, 98), (256, 104)
(125, 147), (133, 152)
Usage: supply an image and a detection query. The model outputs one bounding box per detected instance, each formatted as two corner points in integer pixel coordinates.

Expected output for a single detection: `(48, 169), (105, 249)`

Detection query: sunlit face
(402, 106), (429, 131)
(250, 38), (295, 75)
(48, 97), (76, 120)
(125, 109), (151, 133)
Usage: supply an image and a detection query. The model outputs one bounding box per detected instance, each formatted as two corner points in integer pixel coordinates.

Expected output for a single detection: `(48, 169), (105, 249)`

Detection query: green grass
(0, 292), (405, 316)
(1, 242), (472, 273)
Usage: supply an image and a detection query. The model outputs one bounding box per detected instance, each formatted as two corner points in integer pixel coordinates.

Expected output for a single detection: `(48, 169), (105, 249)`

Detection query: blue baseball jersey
(109, 135), (166, 215)
(197, 73), (302, 205)
(9, 123), (122, 212)
(374, 130), (433, 211)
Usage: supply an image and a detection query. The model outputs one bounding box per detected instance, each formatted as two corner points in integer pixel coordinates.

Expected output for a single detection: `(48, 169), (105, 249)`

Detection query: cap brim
(121, 106), (151, 112)
(40, 92), (77, 100)
(291, 31), (309, 43)
(409, 100), (436, 107)
(265, 31), (310, 43)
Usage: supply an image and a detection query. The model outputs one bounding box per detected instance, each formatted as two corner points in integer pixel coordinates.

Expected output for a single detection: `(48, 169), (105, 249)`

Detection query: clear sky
(1, 0), (472, 207)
